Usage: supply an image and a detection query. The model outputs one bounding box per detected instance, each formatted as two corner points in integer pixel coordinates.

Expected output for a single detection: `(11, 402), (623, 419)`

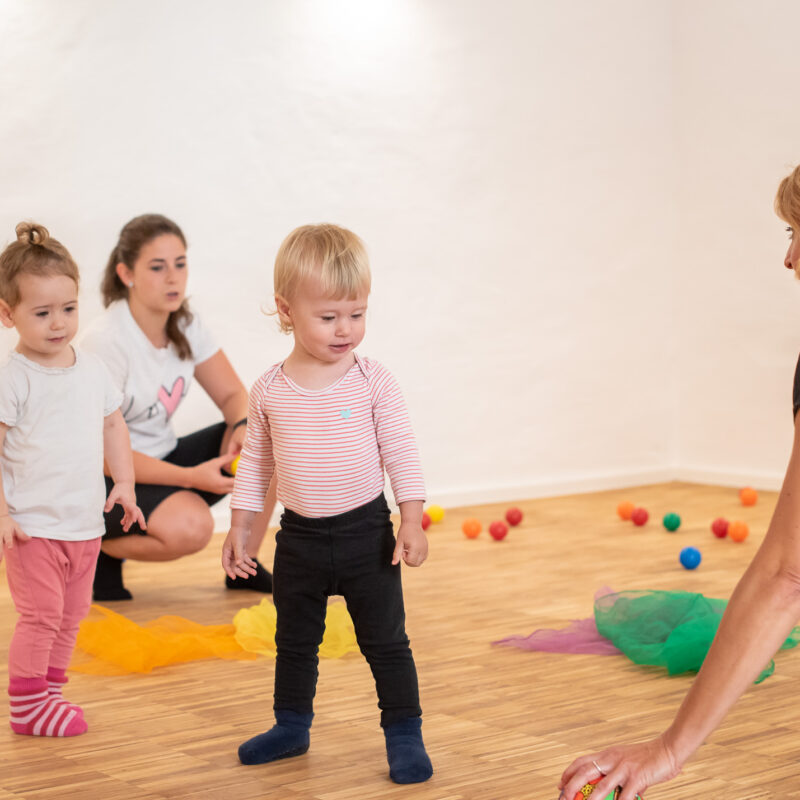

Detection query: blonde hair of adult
(775, 165), (800, 231)
(0, 223), (80, 307)
(274, 224), (371, 334)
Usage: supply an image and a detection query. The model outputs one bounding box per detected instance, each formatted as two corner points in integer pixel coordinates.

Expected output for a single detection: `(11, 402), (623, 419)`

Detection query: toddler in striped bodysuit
(222, 224), (433, 784)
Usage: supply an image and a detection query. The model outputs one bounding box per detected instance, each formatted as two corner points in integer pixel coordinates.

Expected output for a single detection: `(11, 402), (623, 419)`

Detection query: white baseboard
(419, 468), (678, 509)
(210, 465), (785, 529)
(430, 466), (785, 508)
(672, 466), (784, 492)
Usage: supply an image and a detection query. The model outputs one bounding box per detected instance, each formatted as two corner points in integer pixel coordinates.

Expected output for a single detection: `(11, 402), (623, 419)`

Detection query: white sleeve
(185, 312), (219, 365)
(81, 327), (128, 393)
(0, 365), (22, 427)
(98, 359), (124, 416)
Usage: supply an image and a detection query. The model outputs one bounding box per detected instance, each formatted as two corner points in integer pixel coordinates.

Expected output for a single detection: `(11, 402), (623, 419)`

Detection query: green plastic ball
(663, 512), (681, 532)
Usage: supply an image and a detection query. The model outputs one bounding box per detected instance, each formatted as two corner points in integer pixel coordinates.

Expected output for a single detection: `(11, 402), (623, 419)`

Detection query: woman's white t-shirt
(0, 349), (122, 541)
(81, 301), (219, 459)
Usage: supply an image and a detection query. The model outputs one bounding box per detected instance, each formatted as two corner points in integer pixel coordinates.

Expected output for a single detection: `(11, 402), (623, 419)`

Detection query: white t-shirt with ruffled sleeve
(0, 349), (122, 541)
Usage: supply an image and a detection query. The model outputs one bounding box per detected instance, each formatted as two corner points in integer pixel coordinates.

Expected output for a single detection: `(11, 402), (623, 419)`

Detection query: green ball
(663, 512), (681, 532)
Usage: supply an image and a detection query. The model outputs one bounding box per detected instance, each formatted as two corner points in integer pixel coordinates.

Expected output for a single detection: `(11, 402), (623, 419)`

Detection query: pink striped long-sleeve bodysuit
(231, 354), (425, 518)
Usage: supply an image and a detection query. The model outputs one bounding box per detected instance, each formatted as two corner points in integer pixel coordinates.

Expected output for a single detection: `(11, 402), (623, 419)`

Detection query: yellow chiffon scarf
(70, 598), (359, 675)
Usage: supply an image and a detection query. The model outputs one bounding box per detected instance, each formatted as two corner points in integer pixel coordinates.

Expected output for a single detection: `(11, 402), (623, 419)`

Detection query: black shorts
(103, 421), (228, 539)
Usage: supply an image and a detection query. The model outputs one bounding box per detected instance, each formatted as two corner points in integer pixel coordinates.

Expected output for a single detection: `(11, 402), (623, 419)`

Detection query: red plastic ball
(631, 507), (649, 526)
(421, 512), (431, 531)
(711, 517), (728, 538)
(505, 507), (523, 526)
(489, 520), (508, 540)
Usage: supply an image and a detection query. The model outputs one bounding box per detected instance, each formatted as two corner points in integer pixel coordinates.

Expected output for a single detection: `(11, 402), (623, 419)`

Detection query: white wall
(5, 1), (794, 511)
(673, 0), (800, 490)
(0, 0), (678, 509)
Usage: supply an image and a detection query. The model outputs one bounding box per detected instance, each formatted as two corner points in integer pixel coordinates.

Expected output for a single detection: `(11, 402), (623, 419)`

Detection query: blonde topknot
(0, 221), (79, 307)
(15, 221), (50, 247)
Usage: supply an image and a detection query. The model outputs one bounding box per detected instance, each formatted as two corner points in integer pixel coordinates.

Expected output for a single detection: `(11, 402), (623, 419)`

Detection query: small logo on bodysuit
(340, 408), (351, 419)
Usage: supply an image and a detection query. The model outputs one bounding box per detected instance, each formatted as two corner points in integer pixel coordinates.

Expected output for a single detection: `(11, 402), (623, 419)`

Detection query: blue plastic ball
(663, 512), (681, 532)
(680, 546), (702, 570)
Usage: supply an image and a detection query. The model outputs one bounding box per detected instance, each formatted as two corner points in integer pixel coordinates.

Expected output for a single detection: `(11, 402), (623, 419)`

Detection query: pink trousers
(4, 536), (101, 679)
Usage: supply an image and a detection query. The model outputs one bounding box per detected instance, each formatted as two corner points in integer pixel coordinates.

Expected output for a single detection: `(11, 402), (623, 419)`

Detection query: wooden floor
(1, 482), (799, 799)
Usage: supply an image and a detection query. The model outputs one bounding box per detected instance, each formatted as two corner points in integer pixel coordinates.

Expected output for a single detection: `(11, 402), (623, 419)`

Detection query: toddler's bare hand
(222, 526), (257, 580)
(105, 481), (146, 532)
(392, 522), (428, 567)
(0, 515), (30, 563)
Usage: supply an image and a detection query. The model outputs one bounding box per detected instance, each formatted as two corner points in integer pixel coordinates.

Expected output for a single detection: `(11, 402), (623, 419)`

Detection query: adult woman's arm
(560, 415), (800, 800)
(194, 349), (249, 451)
(195, 348), (280, 560)
(103, 349), (247, 492)
(105, 449), (235, 494)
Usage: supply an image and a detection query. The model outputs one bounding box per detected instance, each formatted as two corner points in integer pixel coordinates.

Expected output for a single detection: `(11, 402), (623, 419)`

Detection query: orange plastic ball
(729, 521), (749, 542)
(461, 518), (482, 539)
(617, 501), (635, 520)
(739, 487), (758, 506)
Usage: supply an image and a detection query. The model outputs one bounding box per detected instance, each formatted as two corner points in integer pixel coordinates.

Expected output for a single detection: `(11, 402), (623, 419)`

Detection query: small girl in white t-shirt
(0, 222), (144, 737)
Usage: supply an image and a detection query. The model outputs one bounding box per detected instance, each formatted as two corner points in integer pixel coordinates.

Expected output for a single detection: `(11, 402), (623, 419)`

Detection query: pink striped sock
(46, 667), (68, 698)
(45, 667), (83, 714)
(9, 677), (87, 737)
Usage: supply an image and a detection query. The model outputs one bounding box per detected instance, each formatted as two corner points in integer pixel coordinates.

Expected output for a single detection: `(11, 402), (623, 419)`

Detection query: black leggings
(103, 422), (228, 539)
(273, 493), (422, 727)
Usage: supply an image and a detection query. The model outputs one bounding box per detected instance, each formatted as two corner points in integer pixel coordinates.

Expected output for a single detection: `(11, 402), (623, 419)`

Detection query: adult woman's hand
(227, 421), (247, 455)
(187, 453), (236, 494)
(559, 737), (680, 800)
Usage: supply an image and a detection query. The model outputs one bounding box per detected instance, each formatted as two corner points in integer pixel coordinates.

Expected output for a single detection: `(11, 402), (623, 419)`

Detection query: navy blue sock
(238, 710), (313, 765)
(383, 717), (433, 784)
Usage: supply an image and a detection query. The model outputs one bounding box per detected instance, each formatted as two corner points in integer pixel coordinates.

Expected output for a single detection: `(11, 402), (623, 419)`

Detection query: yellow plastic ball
(230, 455), (240, 476)
(426, 504), (445, 524)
